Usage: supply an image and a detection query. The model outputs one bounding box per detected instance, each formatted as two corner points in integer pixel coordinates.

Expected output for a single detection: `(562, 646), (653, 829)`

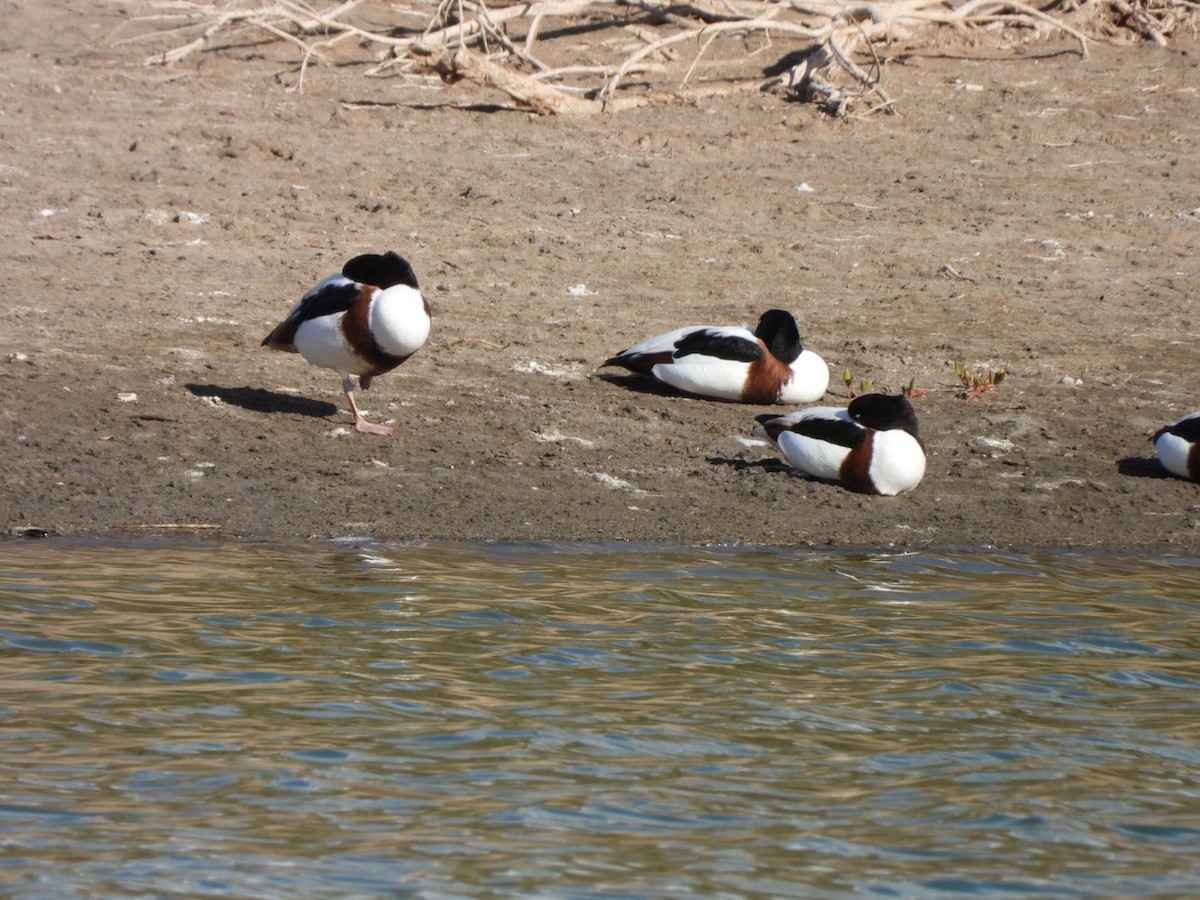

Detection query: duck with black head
(1152, 412), (1200, 482)
(603, 309), (829, 404)
(753, 393), (926, 496)
(262, 251), (431, 436)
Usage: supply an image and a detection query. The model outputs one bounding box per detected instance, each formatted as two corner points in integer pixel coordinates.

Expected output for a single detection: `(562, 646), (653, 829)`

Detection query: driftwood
(415, 0), (596, 54)
(430, 47), (658, 114)
(122, 0), (1199, 115)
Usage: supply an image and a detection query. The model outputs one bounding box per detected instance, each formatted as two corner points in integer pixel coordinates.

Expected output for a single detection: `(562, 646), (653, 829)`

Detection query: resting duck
(753, 393), (926, 495)
(262, 251), (431, 436)
(602, 309), (828, 404)
(1152, 412), (1200, 481)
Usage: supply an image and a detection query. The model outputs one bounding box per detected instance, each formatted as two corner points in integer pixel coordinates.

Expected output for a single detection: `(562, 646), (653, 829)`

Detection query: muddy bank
(2, 4), (1198, 551)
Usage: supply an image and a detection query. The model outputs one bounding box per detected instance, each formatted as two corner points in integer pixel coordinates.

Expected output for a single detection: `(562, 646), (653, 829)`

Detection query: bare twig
(128, 0), (1199, 112)
(431, 46), (658, 113)
(417, 0), (595, 53)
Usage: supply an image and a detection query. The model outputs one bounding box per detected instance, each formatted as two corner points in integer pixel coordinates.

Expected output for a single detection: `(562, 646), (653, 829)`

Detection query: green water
(1, 539), (1199, 897)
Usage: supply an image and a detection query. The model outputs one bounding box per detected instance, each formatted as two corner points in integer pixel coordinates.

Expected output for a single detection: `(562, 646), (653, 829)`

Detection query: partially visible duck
(602, 309), (829, 404)
(262, 251), (431, 436)
(1152, 412), (1200, 481)
(753, 393), (926, 495)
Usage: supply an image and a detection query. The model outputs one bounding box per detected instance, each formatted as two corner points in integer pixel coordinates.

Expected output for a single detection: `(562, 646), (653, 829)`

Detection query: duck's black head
(848, 393), (919, 436)
(342, 251), (419, 290)
(753, 309), (802, 364)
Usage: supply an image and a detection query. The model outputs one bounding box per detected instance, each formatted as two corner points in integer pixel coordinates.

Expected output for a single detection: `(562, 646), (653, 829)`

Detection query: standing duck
(753, 393), (926, 495)
(1152, 412), (1200, 481)
(262, 251), (431, 436)
(602, 309), (828, 404)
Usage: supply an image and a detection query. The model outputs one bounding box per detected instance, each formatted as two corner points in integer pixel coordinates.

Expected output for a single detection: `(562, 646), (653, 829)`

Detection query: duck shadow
(1117, 456), (1172, 479)
(185, 383), (338, 419)
(594, 372), (683, 399)
(707, 455), (794, 475)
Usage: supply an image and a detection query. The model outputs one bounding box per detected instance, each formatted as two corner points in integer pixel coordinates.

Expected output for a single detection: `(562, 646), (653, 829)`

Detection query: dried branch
(127, 0), (1196, 111)
(430, 46), (660, 112)
(416, 0), (596, 53)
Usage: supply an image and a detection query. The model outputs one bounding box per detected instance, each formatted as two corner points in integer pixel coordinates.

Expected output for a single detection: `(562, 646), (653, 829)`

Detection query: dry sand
(3, 1), (1198, 551)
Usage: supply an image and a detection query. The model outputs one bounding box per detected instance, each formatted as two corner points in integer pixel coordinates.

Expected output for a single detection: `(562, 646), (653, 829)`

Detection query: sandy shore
(3, 3), (1198, 551)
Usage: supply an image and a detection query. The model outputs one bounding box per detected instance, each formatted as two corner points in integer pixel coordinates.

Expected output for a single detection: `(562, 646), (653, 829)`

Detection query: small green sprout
(953, 360), (1005, 401)
(903, 376), (927, 399)
(842, 369), (873, 399)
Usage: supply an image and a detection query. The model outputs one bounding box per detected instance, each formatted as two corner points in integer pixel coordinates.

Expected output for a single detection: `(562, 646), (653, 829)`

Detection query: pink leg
(341, 376), (393, 437)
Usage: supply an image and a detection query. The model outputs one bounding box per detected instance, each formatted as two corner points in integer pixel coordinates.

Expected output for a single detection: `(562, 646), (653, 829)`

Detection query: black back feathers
(673, 329), (764, 363)
(755, 412), (865, 449)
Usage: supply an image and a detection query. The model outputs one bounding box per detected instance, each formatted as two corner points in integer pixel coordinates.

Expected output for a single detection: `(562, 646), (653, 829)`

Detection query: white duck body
(603, 309), (828, 405)
(857, 428), (927, 496)
(754, 394), (926, 496)
(775, 349), (831, 404)
(649, 325), (763, 401)
(290, 277), (430, 378)
(768, 406), (854, 482)
(1153, 412), (1200, 481)
(262, 251), (430, 435)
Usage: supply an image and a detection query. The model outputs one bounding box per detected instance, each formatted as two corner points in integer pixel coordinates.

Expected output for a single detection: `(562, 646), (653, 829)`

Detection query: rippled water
(1, 539), (1199, 898)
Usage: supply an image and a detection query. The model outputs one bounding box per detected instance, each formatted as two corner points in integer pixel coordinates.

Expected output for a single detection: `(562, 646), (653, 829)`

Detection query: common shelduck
(602, 309), (829, 404)
(1152, 412), (1200, 481)
(753, 393), (926, 495)
(262, 251), (431, 436)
